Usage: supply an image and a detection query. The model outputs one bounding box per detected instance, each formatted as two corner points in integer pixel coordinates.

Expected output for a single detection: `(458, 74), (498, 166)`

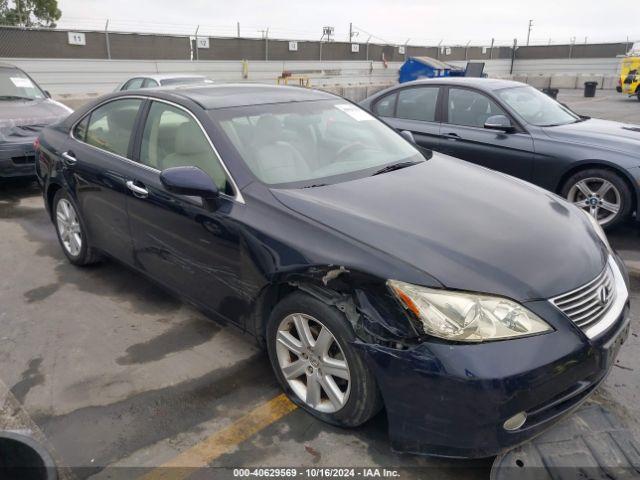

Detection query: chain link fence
(0, 24), (636, 62)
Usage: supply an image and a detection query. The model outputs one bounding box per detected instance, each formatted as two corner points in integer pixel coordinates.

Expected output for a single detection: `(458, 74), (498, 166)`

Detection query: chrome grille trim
(550, 257), (628, 339)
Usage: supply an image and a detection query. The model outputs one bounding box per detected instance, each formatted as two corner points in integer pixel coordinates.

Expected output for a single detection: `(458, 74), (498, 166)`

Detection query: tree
(0, 0), (61, 28)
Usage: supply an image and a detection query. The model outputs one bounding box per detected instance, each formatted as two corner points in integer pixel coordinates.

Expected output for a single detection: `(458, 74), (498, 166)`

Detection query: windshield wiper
(371, 161), (420, 176)
(0, 95), (34, 101)
(302, 183), (328, 188)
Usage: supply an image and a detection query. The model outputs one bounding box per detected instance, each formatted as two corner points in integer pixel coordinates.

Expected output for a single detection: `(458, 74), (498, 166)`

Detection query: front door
(126, 100), (248, 324)
(439, 87), (534, 180)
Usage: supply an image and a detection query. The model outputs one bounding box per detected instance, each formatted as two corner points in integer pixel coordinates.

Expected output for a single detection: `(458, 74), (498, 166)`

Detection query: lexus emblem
(598, 286), (609, 306)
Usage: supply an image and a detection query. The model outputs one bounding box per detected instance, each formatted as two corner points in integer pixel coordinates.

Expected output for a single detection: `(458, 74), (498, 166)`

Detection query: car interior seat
(162, 121), (227, 190)
(249, 115), (311, 183)
(106, 107), (139, 155)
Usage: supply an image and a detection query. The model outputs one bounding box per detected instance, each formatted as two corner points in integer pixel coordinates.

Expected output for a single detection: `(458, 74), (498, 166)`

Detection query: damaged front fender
(253, 265), (424, 347)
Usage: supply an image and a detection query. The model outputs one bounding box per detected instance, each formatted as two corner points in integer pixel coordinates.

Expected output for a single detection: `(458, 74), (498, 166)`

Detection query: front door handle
(126, 180), (149, 198)
(444, 132), (460, 140)
(61, 150), (77, 165)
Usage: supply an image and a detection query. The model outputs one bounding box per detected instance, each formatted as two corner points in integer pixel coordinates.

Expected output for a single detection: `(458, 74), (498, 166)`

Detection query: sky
(56, 0), (638, 46)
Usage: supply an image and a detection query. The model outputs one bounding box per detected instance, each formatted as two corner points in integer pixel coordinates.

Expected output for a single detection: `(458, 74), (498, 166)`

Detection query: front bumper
(357, 258), (630, 458)
(0, 139), (37, 178)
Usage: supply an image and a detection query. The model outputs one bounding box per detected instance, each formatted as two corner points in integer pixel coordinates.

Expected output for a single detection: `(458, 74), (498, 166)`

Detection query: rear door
(372, 86), (442, 152)
(439, 87), (534, 180)
(125, 99), (247, 324)
(65, 98), (144, 263)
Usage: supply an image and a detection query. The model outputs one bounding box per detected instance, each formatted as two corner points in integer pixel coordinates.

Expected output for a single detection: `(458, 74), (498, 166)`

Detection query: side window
(140, 101), (231, 193)
(73, 115), (89, 142)
(143, 78), (159, 88)
(447, 88), (507, 128)
(122, 78), (144, 91)
(84, 99), (142, 157)
(374, 93), (397, 117)
(396, 87), (439, 122)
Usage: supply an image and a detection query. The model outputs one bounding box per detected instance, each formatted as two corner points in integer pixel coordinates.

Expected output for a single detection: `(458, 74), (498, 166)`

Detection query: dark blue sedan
(35, 84), (630, 458)
(360, 77), (640, 229)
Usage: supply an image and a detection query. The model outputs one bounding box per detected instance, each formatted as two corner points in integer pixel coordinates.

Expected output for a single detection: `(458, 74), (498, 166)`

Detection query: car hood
(543, 118), (640, 156)
(271, 155), (607, 302)
(0, 98), (72, 141)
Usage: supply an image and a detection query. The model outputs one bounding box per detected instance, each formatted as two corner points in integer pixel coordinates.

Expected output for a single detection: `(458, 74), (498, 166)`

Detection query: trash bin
(542, 88), (559, 99)
(584, 81), (598, 97)
(0, 432), (57, 480)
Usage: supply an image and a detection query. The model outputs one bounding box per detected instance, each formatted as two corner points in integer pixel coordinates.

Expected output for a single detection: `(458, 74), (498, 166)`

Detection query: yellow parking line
(139, 393), (298, 480)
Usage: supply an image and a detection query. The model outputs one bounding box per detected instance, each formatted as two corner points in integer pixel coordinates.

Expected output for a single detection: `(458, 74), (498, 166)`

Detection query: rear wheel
(266, 291), (382, 427)
(561, 168), (632, 229)
(53, 190), (101, 266)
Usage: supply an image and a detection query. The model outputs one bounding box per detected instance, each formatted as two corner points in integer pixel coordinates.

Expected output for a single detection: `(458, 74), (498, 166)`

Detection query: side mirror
(160, 166), (219, 199)
(484, 115), (514, 132)
(399, 130), (416, 144)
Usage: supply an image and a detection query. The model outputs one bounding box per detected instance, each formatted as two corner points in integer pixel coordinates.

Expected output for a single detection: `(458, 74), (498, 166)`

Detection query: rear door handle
(444, 132), (460, 140)
(126, 180), (149, 198)
(61, 150), (77, 165)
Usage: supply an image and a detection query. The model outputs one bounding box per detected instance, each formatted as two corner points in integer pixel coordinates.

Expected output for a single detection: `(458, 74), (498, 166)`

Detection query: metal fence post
(365, 35), (371, 61)
(568, 37), (575, 58)
(105, 19), (111, 59)
(194, 25), (200, 60)
(489, 38), (494, 59)
(265, 28), (269, 61)
(510, 38), (517, 74)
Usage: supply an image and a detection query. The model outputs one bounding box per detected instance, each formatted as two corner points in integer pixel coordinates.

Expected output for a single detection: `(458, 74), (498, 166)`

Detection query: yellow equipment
(618, 53), (640, 101)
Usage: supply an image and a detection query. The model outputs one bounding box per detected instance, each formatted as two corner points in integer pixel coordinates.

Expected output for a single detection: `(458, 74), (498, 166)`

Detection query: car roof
(402, 77), (526, 92)
(139, 73), (208, 81)
(0, 62), (21, 69)
(119, 83), (338, 109)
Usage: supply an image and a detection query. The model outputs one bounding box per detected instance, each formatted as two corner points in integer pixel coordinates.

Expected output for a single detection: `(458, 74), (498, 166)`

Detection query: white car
(115, 74), (213, 91)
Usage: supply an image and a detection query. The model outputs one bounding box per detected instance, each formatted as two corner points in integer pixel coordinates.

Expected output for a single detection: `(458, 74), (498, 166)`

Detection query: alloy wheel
(56, 198), (83, 257)
(275, 313), (351, 413)
(566, 177), (621, 226)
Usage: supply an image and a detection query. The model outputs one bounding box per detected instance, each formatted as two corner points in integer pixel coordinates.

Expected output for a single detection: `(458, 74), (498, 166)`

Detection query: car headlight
(582, 209), (612, 253)
(387, 280), (553, 342)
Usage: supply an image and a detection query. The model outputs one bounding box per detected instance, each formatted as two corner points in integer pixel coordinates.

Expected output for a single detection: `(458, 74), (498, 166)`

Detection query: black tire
(561, 168), (632, 230)
(53, 189), (101, 266)
(266, 291), (382, 427)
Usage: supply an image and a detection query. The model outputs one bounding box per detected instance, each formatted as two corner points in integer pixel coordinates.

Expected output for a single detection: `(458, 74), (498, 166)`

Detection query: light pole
(526, 19), (533, 46)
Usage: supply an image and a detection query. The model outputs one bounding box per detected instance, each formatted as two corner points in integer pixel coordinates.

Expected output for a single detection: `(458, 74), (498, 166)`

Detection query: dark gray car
(0, 63), (72, 179)
(360, 77), (640, 229)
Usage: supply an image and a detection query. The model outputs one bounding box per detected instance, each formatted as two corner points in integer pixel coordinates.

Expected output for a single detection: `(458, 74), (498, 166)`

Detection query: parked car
(36, 84), (629, 458)
(115, 74), (213, 91)
(360, 77), (640, 229)
(0, 62), (72, 179)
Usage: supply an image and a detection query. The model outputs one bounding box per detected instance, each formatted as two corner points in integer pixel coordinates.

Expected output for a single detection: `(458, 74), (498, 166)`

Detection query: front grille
(551, 265), (615, 329)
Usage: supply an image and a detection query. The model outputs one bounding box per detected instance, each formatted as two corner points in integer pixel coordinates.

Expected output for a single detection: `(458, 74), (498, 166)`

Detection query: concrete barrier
(550, 75), (578, 89)
(526, 75), (551, 89)
(513, 74), (528, 84)
(577, 73), (604, 90)
(601, 75), (619, 90)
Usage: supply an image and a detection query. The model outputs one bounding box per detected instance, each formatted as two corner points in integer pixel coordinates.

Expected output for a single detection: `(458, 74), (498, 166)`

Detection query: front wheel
(266, 291), (382, 427)
(561, 169), (632, 229)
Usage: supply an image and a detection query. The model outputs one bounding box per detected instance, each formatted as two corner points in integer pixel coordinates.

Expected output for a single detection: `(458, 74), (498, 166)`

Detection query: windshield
(160, 77), (209, 86)
(496, 86), (580, 126)
(0, 67), (45, 100)
(211, 99), (423, 187)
